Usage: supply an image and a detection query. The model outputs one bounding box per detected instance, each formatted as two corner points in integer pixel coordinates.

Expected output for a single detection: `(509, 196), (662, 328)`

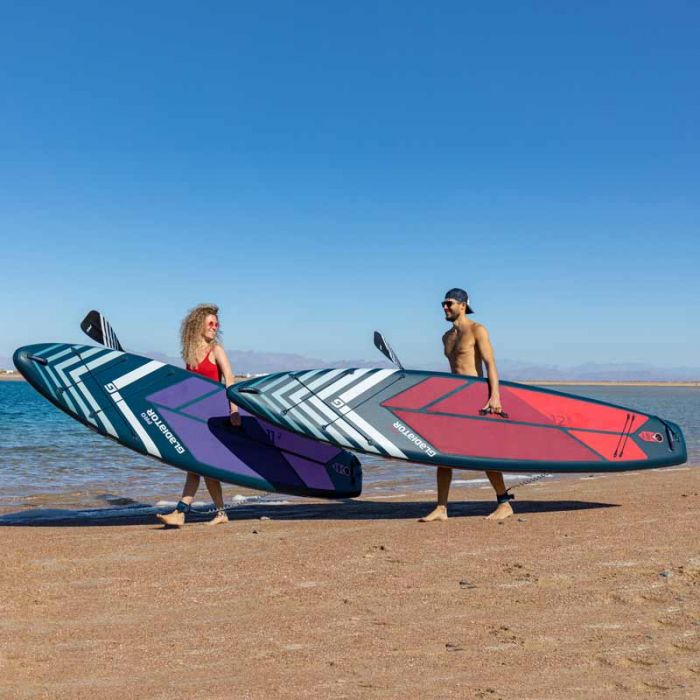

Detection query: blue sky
(1, 1), (698, 370)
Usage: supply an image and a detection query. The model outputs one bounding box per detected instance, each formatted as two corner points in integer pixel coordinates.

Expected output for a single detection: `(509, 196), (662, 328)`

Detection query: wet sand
(1, 467), (698, 699)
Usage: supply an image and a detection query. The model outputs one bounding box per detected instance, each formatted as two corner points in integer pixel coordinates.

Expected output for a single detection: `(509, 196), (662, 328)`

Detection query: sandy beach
(1, 467), (698, 699)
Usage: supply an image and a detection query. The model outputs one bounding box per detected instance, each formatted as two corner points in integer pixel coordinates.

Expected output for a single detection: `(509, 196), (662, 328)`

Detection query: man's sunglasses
(441, 300), (461, 308)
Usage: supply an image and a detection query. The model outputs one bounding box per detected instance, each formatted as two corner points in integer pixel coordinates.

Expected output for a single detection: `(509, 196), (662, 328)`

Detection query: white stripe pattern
(111, 396), (161, 457)
(317, 369), (371, 399)
(111, 360), (163, 390)
(338, 369), (397, 404)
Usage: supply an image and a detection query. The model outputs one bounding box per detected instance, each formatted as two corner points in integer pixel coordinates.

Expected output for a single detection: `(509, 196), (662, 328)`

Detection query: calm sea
(1, 381), (698, 515)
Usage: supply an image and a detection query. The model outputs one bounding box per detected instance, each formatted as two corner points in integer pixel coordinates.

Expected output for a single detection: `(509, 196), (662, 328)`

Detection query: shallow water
(1, 381), (698, 515)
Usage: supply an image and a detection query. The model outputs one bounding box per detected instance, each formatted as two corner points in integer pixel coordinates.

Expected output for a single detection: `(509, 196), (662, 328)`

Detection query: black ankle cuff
(176, 501), (191, 513)
(496, 492), (514, 505)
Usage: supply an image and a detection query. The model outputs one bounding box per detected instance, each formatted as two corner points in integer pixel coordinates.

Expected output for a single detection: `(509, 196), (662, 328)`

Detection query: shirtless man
(419, 288), (514, 522)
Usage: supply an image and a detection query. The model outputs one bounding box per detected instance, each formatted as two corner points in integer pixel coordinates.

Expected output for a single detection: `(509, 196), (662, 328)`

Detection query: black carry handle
(479, 408), (509, 419)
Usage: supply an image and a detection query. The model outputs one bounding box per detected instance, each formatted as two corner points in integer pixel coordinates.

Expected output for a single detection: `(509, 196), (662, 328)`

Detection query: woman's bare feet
(207, 510), (229, 526)
(485, 500), (514, 520)
(156, 509), (186, 528)
(418, 505), (448, 522)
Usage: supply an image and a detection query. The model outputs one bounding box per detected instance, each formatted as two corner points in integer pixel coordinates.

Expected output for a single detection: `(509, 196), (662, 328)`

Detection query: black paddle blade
(80, 310), (124, 351)
(373, 331), (404, 370)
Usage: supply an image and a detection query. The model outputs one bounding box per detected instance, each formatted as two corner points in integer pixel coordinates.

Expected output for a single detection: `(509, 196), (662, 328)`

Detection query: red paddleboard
(229, 369), (687, 473)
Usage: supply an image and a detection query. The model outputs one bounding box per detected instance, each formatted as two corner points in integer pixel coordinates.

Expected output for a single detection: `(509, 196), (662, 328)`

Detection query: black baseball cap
(443, 288), (474, 314)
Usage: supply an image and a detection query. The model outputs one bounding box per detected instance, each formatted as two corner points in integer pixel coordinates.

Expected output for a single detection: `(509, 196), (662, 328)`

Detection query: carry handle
(479, 408), (509, 419)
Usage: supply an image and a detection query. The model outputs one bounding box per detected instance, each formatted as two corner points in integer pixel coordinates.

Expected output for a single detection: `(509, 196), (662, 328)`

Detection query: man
(419, 288), (514, 522)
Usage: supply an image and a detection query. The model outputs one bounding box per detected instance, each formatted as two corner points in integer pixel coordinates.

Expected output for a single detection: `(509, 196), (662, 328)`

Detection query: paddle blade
(80, 310), (124, 351)
(373, 331), (404, 369)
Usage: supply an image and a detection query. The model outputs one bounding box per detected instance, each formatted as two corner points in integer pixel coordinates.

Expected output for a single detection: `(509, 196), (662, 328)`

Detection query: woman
(157, 303), (241, 527)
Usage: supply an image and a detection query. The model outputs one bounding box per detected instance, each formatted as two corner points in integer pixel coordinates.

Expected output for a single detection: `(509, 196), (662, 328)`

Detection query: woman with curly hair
(156, 303), (240, 527)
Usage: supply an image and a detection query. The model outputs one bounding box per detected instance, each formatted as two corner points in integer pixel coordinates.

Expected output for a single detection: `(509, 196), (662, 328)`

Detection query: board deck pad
(228, 368), (687, 473)
(13, 344), (361, 498)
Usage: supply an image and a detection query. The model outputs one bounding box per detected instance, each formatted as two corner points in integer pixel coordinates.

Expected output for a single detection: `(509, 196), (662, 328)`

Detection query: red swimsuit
(187, 349), (221, 382)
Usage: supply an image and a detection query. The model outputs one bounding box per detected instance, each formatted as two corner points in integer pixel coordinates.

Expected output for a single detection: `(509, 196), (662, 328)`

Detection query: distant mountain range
(2, 349), (698, 381)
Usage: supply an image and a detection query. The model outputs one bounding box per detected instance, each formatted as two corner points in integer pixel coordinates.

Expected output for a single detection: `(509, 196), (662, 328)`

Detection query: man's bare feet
(419, 505), (448, 522)
(156, 509), (185, 528)
(485, 501), (514, 520)
(207, 510), (229, 526)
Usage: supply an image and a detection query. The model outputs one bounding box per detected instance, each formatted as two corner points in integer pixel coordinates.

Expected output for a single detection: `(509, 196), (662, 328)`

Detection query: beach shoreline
(2, 371), (700, 386)
(2, 466), (698, 698)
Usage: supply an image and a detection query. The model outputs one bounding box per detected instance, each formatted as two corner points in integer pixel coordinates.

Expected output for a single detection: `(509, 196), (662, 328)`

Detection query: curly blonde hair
(180, 303), (221, 368)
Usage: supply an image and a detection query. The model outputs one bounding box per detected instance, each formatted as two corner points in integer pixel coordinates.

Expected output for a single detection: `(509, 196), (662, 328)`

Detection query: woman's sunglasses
(207, 320), (219, 329)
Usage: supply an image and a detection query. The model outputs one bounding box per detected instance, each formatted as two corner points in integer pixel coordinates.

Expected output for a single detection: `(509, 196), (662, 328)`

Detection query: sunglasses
(207, 320), (219, 329)
(441, 300), (460, 308)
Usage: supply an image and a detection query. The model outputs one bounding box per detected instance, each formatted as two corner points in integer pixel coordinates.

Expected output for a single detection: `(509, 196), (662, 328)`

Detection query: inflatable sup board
(228, 368), (686, 473)
(13, 344), (362, 498)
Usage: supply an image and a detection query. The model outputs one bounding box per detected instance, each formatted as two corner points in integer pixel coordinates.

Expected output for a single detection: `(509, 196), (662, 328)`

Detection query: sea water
(1, 381), (698, 515)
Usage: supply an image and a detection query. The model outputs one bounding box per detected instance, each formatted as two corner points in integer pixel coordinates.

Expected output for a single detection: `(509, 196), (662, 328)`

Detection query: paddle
(80, 310), (124, 351)
(373, 331), (405, 370)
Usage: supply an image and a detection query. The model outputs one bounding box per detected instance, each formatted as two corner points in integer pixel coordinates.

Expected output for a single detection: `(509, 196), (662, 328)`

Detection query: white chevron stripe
(34, 344), (62, 356)
(301, 369), (343, 392)
(75, 381), (117, 437)
(41, 364), (79, 414)
(291, 400), (337, 441)
(288, 381), (314, 405)
(284, 370), (326, 403)
(44, 365), (63, 391)
(325, 424), (359, 450)
(291, 369), (346, 403)
(34, 364), (59, 400)
(271, 377), (304, 408)
(258, 394), (309, 436)
(86, 350), (122, 371)
(342, 407), (406, 458)
(297, 396), (354, 448)
(317, 368), (371, 399)
(112, 360), (163, 390)
(72, 346), (107, 361)
(46, 347), (74, 363)
(68, 349), (114, 384)
(339, 369), (397, 404)
(66, 385), (98, 426)
(305, 395), (380, 453)
(55, 356), (85, 386)
(257, 373), (293, 394)
(112, 397), (161, 457)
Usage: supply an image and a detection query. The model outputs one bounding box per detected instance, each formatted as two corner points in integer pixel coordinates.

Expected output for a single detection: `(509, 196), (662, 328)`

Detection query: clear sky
(1, 1), (698, 370)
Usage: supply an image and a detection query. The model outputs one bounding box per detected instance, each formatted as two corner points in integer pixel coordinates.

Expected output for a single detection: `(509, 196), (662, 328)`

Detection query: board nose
(13, 344), (52, 382)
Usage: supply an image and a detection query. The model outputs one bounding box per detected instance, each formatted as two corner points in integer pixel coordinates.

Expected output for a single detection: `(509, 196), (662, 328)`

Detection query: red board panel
(504, 386), (648, 433)
(393, 410), (603, 463)
(568, 430), (647, 462)
(427, 383), (489, 416)
(382, 376), (465, 410)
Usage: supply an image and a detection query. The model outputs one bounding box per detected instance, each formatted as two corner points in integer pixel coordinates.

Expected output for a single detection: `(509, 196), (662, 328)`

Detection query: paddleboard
(13, 344), (362, 498)
(228, 368), (687, 473)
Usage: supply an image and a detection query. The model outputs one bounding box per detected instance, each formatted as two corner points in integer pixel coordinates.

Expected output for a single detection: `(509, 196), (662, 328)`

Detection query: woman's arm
(213, 344), (241, 426)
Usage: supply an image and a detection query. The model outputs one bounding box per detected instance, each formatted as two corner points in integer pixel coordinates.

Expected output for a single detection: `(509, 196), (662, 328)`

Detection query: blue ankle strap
(176, 500), (191, 513)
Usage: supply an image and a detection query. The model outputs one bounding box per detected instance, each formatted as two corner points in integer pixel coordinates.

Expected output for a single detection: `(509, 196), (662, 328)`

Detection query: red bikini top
(187, 349), (221, 382)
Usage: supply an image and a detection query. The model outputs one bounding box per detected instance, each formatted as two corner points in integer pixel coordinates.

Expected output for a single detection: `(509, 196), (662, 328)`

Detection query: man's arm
(474, 325), (502, 413)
